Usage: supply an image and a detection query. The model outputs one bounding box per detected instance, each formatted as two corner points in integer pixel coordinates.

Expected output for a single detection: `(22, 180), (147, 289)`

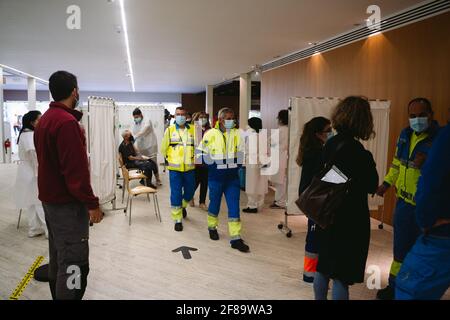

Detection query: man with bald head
(376, 98), (441, 299)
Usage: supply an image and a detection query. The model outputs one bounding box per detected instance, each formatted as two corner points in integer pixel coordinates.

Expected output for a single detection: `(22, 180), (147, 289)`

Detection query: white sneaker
(28, 230), (45, 238)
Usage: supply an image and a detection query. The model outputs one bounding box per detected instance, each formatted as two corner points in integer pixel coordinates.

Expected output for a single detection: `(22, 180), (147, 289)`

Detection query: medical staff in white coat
(132, 108), (162, 185)
(14, 111), (48, 238)
(270, 109), (289, 209)
(243, 118), (268, 213)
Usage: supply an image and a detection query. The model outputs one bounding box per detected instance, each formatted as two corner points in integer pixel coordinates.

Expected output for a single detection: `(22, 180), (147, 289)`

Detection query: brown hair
(193, 111), (207, 121)
(331, 96), (375, 140)
(297, 116), (331, 166)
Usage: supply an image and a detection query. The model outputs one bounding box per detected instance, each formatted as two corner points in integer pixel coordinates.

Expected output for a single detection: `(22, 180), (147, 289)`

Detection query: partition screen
(287, 97), (390, 214)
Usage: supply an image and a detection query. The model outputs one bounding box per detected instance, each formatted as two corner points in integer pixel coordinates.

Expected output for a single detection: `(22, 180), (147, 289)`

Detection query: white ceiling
(0, 0), (424, 93)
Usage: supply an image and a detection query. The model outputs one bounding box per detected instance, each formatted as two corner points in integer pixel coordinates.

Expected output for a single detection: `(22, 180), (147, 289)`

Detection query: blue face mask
(134, 117), (143, 125)
(224, 119), (235, 129)
(409, 117), (429, 133)
(176, 115), (186, 126)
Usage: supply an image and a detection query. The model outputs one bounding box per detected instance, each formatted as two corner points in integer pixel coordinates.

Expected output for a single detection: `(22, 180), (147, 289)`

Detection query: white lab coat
(132, 120), (158, 158)
(245, 128), (268, 208)
(14, 131), (40, 208)
(270, 125), (288, 185)
(13, 130), (47, 235)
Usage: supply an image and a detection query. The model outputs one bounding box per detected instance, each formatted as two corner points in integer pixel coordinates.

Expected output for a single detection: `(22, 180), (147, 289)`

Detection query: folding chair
(121, 166), (162, 226)
(118, 153), (147, 203)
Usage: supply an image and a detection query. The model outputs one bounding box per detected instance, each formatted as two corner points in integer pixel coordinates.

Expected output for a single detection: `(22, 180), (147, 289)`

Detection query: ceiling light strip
(119, 0), (136, 92)
(0, 63), (49, 85)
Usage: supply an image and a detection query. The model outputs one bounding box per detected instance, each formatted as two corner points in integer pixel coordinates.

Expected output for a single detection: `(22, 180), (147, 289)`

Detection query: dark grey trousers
(43, 202), (90, 300)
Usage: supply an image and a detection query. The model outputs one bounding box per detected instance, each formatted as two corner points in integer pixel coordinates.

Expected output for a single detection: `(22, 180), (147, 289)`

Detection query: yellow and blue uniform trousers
(169, 170), (195, 223)
(160, 123), (196, 223)
(197, 127), (244, 243)
(384, 121), (440, 287)
(207, 164), (242, 242)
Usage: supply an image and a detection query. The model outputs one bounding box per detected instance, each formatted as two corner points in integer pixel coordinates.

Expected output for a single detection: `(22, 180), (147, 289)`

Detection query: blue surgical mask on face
(224, 119), (235, 129)
(409, 117), (429, 133)
(134, 117), (143, 125)
(200, 118), (208, 126)
(176, 115), (186, 126)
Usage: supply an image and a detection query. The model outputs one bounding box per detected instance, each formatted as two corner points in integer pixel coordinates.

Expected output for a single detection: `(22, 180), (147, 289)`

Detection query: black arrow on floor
(172, 246), (198, 259)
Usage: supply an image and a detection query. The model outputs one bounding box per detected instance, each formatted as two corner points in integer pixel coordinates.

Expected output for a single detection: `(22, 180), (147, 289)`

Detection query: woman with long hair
(313, 96), (378, 300)
(14, 110), (48, 238)
(297, 116), (332, 283)
(190, 111), (211, 210)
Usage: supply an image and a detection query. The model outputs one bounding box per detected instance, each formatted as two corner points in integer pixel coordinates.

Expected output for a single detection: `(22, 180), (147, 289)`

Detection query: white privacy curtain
(287, 97), (390, 214)
(87, 97), (117, 205)
(116, 104), (165, 164)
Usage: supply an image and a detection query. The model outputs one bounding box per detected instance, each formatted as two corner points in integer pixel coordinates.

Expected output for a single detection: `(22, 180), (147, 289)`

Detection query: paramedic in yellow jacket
(197, 107), (250, 252)
(375, 98), (440, 300)
(161, 107), (196, 232)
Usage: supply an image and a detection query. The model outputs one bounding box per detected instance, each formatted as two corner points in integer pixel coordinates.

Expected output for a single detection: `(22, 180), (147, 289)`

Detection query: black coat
(316, 133), (379, 285)
(299, 147), (323, 196)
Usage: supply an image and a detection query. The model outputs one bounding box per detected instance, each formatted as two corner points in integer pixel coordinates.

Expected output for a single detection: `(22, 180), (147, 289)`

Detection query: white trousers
(273, 181), (287, 207)
(247, 194), (265, 209)
(27, 203), (47, 235)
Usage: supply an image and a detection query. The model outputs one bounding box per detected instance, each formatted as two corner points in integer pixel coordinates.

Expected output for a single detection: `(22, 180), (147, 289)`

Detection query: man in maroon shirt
(34, 71), (103, 300)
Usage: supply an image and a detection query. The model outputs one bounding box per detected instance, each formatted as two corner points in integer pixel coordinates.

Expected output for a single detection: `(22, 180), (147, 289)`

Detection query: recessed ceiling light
(0, 63), (49, 84)
(119, 0), (135, 92)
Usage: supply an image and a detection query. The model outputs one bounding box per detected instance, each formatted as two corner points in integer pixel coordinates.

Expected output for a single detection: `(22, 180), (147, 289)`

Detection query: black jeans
(129, 159), (158, 184)
(43, 202), (90, 300)
(195, 166), (208, 204)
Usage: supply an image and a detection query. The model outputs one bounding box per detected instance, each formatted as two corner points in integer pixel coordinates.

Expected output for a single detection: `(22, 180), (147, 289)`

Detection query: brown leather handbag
(296, 141), (351, 229)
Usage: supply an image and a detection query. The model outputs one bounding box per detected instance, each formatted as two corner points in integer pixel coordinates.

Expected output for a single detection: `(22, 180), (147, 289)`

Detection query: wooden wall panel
(261, 12), (450, 225)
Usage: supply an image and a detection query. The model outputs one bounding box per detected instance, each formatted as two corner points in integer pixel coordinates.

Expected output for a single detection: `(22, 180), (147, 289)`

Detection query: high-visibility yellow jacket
(197, 127), (243, 176)
(160, 124), (195, 172)
(384, 122), (440, 205)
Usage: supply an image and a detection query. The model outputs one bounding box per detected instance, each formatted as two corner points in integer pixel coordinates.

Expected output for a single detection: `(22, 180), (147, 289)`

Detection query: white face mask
(199, 118), (208, 126)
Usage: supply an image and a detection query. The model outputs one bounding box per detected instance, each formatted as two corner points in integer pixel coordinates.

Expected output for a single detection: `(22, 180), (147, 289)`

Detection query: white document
(321, 165), (348, 184)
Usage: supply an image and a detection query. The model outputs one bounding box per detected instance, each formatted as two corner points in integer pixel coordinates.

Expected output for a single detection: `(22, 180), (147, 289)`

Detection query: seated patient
(119, 130), (158, 189)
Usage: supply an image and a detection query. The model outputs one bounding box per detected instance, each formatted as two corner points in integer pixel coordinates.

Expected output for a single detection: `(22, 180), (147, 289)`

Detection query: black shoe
(33, 264), (50, 282)
(182, 208), (187, 218)
(231, 239), (250, 253)
(243, 207), (258, 213)
(376, 285), (394, 300)
(209, 229), (219, 241)
(270, 202), (285, 209)
(174, 222), (183, 232)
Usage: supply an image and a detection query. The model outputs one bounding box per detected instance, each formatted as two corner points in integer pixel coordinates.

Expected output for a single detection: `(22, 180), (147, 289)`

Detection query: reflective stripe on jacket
(160, 124), (195, 172)
(384, 121), (440, 205)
